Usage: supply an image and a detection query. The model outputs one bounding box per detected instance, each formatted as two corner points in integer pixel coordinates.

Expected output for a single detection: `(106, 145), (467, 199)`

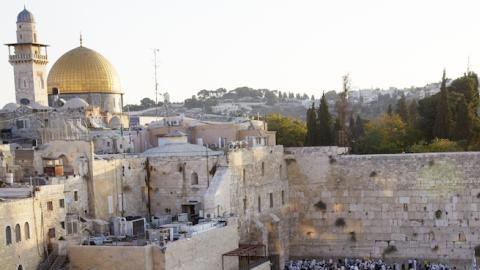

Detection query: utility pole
(153, 49), (160, 120)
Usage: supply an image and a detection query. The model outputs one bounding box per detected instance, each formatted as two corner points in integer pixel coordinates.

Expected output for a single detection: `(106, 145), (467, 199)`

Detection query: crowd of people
(284, 258), (455, 270)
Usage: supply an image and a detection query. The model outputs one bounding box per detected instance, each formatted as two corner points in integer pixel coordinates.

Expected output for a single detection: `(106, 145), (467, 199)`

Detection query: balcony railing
(9, 53), (48, 61)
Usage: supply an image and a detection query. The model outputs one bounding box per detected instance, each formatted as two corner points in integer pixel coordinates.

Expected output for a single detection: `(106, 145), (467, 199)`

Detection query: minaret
(5, 7), (49, 106)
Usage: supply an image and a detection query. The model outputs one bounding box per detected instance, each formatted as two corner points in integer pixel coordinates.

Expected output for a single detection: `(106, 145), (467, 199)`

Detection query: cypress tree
(317, 94), (334, 146)
(387, 104), (393, 116)
(395, 95), (408, 123)
(454, 96), (471, 141)
(355, 115), (365, 138)
(305, 103), (317, 146)
(407, 99), (418, 128)
(433, 70), (451, 139)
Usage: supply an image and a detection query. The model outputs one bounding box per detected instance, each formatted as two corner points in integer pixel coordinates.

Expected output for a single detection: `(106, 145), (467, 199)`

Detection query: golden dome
(47, 46), (122, 94)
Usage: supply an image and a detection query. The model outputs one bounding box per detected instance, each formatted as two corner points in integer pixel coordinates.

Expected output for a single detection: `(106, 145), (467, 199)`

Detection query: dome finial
(80, 32), (83, 47)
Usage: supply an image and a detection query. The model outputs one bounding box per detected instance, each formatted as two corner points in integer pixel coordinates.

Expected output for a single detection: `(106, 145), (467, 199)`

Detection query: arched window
(18, 265), (23, 270)
(24, 222), (30, 240)
(15, 224), (21, 242)
(261, 162), (265, 176)
(5, 226), (12, 245)
(191, 172), (199, 185)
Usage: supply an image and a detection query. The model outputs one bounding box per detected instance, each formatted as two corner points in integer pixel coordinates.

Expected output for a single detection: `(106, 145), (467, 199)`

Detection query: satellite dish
(19, 98), (30, 105)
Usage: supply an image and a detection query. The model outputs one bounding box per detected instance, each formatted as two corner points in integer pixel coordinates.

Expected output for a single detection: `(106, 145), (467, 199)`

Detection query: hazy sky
(1, 0), (479, 105)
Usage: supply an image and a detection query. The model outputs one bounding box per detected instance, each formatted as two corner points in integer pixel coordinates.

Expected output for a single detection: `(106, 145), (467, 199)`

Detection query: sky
(1, 0), (480, 106)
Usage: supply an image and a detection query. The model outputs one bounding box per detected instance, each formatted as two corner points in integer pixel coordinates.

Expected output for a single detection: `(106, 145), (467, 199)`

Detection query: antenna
(467, 55), (471, 74)
(153, 48), (160, 120)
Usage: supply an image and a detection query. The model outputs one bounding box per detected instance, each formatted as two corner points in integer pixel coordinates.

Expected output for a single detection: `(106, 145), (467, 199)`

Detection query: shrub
(435, 210), (442, 219)
(349, 231), (356, 242)
(335, 217), (346, 227)
(409, 138), (462, 153)
(329, 156), (337, 164)
(383, 245), (397, 256)
(314, 200), (327, 211)
(370, 171), (377, 177)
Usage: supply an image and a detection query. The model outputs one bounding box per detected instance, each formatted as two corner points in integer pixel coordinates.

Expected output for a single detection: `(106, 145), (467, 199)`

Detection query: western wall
(286, 147), (480, 263)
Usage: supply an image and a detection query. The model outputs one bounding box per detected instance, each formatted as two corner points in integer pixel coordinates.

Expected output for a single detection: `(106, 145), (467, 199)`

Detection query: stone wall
(0, 184), (67, 270)
(69, 222), (239, 270)
(228, 146), (290, 269)
(148, 154), (222, 217)
(286, 147), (480, 264)
(91, 156), (148, 220)
(69, 245), (162, 270)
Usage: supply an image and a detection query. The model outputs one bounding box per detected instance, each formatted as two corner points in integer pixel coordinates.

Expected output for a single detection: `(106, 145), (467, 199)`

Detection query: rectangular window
(269, 193), (273, 208)
(403, 203), (408, 212)
(47, 201), (53, 211)
(74, 191), (78, 201)
(16, 119), (28, 129)
(281, 190), (285, 205)
(59, 199), (65, 208)
(60, 221), (65, 229)
(258, 196), (261, 212)
(66, 221), (78, 235)
(48, 228), (55, 239)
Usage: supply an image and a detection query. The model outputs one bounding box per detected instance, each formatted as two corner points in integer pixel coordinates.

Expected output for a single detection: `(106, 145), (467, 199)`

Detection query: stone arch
(5, 226), (12, 245)
(15, 224), (21, 242)
(58, 154), (73, 175)
(24, 222), (30, 240)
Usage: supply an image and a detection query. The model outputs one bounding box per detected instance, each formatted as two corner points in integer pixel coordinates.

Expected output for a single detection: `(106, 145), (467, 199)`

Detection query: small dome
(17, 8), (35, 23)
(63, 98), (89, 109)
(2, 103), (20, 112)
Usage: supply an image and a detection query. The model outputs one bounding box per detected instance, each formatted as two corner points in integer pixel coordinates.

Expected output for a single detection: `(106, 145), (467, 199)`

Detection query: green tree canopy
(267, 114), (307, 147)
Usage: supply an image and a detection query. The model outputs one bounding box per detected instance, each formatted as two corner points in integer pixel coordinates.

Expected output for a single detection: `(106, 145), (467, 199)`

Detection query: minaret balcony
(9, 53), (47, 62)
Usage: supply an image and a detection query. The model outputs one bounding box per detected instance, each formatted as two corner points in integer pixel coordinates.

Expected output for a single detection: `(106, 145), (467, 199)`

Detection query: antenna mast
(153, 49), (160, 120)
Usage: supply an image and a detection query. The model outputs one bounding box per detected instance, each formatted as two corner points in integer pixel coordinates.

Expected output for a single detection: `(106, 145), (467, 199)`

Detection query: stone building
(6, 7), (49, 106)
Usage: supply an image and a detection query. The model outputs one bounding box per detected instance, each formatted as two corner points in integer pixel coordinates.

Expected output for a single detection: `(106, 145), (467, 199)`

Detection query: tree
(433, 70), (451, 139)
(265, 90), (278, 105)
(453, 96), (471, 141)
(355, 114), (408, 154)
(267, 114), (307, 147)
(305, 103), (317, 146)
(387, 104), (393, 116)
(395, 95), (408, 123)
(407, 99), (419, 128)
(197, 89), (210, 100)
(317, 94), (334, 146)
(140, 97), (156, 108)
(334, 74), (350, 146)
(354, 115), (365, 138)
